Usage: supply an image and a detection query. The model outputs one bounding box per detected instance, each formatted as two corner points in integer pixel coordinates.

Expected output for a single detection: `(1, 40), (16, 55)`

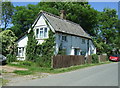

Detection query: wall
(16, 35), (28, 60)
(33, 15), (50, 44)
(55, 33), (96, 55)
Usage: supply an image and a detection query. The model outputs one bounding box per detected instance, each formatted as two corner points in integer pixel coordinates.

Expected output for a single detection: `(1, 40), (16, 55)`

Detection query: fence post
(98, 55), (100, 63)
(51, 56), (54, 68)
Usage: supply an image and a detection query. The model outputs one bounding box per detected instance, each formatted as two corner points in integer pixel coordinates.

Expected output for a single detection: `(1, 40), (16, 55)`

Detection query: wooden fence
(52, 55), (107, 68)
(52, 55), (85, 68)
(98, 55), (107, 62)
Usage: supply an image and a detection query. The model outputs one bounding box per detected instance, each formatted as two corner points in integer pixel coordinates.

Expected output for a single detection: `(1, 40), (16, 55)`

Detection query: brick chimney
(60, 10), (66, 19)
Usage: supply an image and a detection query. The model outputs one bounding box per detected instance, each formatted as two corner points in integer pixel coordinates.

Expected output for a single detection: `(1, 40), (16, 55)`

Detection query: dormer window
(36, 27), (48, 39)
(36, 29), (39, 38)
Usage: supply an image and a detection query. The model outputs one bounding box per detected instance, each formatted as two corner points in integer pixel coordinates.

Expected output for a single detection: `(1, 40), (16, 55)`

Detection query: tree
(2, 1), (14, 30)
(11, 5), (38, 38)
(94, 8), (119, 55)
(36, 2), (98, 36)
(26, 29), (38, 61)
(11, 2), (98, 37)
(0, 30), (17, 55)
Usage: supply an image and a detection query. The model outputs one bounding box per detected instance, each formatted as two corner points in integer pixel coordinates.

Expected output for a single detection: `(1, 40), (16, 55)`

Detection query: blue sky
(12, 2), (119, 13)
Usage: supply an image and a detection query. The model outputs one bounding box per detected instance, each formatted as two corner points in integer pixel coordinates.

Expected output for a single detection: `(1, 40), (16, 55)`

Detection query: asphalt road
(13, 62), (118, 86)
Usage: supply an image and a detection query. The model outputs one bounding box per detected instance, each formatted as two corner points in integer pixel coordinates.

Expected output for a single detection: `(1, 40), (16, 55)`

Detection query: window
(59, 35), (61, 40)
(74, 48), (80, 55)
(82, 39), (85, 44)
(17, 47), (24, 57)
(36, 29), (39, 38)
(81, 50), (86, 55)
(62, 35), (67, 41)
(40, 28), (44, 38)
(36, 27), (48, 39)
(44, 28), (47, 37)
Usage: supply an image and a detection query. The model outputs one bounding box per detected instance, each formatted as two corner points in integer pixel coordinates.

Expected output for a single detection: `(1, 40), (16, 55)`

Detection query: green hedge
(91, 54), (99, 63)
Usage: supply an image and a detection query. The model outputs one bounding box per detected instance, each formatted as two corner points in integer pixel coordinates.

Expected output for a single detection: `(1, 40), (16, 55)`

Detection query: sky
(12, 2), (119, 14)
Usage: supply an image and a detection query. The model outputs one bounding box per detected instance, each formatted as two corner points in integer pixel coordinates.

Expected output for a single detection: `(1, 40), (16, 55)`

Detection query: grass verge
(8, 61), (111, 75)
(0, 78), (9, 86)
(13, 70), (33, 75)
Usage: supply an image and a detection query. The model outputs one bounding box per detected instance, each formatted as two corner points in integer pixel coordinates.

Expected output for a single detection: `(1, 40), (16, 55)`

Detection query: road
(12, 63), (118, 86)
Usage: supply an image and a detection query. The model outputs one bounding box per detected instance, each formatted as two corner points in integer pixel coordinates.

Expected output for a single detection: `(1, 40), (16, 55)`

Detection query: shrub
(35, 56), (51, 67)
(105, 55), (109, 61)
(19, 61), (33, 66)
(6, 54), (16, 63)
(91, 54), (99, 63)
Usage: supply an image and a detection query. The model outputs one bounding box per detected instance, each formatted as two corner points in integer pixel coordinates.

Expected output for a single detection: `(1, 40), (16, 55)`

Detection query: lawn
(8, 61), (111, 75)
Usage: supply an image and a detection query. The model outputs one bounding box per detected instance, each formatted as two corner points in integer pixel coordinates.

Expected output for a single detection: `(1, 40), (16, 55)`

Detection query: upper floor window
(62, 35), (67, 41)
(36, 27), (48, 39)
(82, 39), (85, 44)
(36, 29), (39, 38)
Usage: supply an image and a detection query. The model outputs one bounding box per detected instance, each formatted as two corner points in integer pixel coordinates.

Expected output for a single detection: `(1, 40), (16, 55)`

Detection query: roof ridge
(40, 11), (91, 38)
(41, 11), (82, 27)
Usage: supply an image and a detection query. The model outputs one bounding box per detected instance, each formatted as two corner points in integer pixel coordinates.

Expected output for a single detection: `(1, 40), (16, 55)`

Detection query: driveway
(11, 62), (118, 86)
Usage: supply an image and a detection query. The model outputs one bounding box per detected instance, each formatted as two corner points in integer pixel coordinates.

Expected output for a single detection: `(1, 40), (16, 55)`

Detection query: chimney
(60, 10), (66, 19)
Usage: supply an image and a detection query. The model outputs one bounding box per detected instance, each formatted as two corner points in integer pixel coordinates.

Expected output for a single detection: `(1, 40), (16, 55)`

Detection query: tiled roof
(42, 11), (91, 39)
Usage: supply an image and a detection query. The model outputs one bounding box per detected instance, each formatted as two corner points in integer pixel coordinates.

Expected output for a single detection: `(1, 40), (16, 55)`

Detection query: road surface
(11, 63), (119, 86)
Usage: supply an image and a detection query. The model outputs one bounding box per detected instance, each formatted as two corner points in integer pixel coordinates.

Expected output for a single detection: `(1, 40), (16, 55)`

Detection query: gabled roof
(42, 11), (91, 39)
(29, 11), (91, 39)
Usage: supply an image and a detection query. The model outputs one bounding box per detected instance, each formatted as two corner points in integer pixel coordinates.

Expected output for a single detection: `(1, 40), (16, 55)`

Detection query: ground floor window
(74, 48), (80, 55)
(17, 47), (24, 57)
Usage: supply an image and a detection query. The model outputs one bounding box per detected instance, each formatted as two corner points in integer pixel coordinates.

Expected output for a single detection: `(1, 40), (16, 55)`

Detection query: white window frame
(35, 27), (48, 39)
(17, 47), (24, 57)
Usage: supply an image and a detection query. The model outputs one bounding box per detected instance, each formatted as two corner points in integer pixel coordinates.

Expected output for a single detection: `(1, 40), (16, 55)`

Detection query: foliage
(36, 30), (55, 67)
(19, 61), (33, 66)
(11, 5), (38, 37)
(9, 61), (110, 75)
(91, 54), (99, 63)
(26, 29), (38, 62)
(26, 27), (55, 67)
(0, 30), (17, 55)
(58, 49), (66, 55)
(2, 1), (14, 30)
(6, 54), (16, 63)
(11, 2), (98, 37)
(93, 8), (119, 55)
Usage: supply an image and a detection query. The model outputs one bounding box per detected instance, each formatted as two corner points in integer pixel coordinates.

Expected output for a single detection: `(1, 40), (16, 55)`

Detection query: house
(16, 10), (96, 60)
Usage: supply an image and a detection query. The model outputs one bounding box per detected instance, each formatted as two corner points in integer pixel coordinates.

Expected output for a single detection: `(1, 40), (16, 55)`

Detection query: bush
(19, 61), (33, 66)
(92, 54), (99, 63)
(35, 56), (51, 67)
(6, 54), (16, 63)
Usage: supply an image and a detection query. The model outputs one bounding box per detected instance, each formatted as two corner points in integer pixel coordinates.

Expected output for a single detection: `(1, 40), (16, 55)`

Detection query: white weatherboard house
(16, 11), (96, 60)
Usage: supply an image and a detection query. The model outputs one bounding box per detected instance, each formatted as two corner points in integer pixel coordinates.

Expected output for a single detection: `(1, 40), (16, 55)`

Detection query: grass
(8, 61), (111, 75)
(0, 78), (9, 86)
(13, 70), (33, 75)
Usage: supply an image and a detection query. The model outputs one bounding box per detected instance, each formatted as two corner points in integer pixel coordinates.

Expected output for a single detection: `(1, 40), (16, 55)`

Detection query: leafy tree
(26, 29), (38, 61)
(36, 2), (98, 36)
(11, 2), (98, 37)
(94, 8), (119, 55)
(0, 30), (17, 55)
(2, 1), (14, 30)
(11, 5), (38, 37)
